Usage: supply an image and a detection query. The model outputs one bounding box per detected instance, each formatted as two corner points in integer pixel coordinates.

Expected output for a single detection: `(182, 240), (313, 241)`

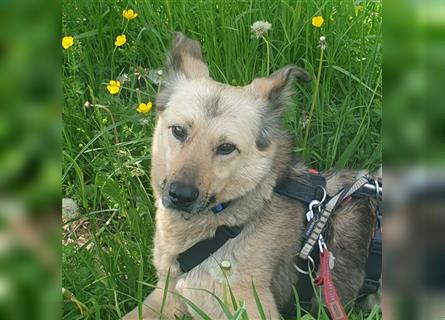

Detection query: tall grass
(62, 0), (381, 319)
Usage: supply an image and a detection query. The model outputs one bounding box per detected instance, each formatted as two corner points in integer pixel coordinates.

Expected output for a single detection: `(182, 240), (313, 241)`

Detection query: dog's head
(151, 33), (310, 216)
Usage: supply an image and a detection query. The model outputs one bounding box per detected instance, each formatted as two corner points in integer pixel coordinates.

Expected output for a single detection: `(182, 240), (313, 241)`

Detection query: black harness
(176, 172), (382, 310)
(274, 173), (382, 311)
(177, 225), (242, 273)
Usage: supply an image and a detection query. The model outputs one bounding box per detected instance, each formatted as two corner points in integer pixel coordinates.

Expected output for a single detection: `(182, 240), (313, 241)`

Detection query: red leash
(315, 246), (348, 320)
(306, 168), (349, 319)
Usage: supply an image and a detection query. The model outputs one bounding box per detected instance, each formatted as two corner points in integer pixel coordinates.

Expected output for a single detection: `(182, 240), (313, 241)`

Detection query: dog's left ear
(249, 65), (311, 110)
(250, 66), (310, 150)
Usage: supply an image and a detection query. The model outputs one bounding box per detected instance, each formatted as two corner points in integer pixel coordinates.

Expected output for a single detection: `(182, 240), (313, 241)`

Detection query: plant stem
(262, 36), (270, 74)
(303, 45), (324, 157)
(95, 104), (119, 144)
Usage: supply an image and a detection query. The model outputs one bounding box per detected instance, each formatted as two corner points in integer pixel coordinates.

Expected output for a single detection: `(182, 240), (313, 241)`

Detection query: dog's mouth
(161, 189), (216, 217)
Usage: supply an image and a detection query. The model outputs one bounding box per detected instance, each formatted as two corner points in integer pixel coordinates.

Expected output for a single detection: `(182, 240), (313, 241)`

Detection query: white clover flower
(250, 21), (272, 38)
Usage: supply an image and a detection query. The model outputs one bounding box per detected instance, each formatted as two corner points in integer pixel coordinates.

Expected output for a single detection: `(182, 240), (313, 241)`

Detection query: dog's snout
(169, 181), (199, 206)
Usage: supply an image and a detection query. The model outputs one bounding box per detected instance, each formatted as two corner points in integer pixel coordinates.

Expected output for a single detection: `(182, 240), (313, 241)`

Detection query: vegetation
(62, 1), (381, 319)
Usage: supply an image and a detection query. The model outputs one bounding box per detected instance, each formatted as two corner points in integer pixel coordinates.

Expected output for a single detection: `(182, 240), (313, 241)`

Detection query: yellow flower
(62, 36), (74, 49)
(107, 80), (121, 95)
(312, 16), (324, 28)
(123, 9), (138, 20)
(115, 34), (127, 47)
(355, 5), (364, 16)
(136, 102), (153, 113)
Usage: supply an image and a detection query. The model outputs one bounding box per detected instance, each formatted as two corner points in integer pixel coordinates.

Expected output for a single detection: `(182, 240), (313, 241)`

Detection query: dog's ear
(250, 65), (310, 110)
(156, 33), (209, 112)
(167, 32), (209, 80)
(250, 66), (310, 150)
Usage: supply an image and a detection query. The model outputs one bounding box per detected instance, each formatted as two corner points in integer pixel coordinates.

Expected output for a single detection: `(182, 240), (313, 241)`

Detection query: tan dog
(123, 33), (378, 319)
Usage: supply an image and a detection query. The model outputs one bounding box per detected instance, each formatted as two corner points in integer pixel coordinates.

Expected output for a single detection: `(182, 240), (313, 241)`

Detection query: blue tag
(211, 203), (225, 214)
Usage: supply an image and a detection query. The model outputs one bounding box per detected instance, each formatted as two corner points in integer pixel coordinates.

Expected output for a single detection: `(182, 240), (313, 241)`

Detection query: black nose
(169, 181), (199, 207)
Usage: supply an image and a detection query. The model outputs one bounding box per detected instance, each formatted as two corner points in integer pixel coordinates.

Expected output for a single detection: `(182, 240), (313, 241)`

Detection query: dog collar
(211, 202), (230, 214)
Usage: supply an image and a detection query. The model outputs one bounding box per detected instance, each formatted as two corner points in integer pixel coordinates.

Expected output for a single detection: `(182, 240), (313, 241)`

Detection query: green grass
(62, 0), (381, 319)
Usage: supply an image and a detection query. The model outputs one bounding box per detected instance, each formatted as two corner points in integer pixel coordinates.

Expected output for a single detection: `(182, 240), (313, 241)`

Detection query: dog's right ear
(156, 33), (209, 112)
(166, 32), (209, 80)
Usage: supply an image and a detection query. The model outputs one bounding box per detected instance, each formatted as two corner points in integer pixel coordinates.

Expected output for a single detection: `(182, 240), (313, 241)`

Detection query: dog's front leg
(231, 284), (279, 320)
(122, 277), (187, 320)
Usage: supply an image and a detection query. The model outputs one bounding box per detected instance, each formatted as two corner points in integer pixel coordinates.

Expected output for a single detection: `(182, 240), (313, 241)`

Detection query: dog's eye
(171, 126), (187, 141)
(216, 143), (237, 155)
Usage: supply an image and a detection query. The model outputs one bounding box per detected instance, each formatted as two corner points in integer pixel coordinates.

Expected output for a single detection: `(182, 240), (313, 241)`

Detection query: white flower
(148, 69), (165, 85)
(117, 73), (130, 84)
(250, 21), (272, 38)
(319, 36), (327, 50)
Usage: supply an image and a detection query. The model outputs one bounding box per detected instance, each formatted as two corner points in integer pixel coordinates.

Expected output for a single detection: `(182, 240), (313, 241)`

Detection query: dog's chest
(174, 247), (241, 316)
(176, 245), (240, 290)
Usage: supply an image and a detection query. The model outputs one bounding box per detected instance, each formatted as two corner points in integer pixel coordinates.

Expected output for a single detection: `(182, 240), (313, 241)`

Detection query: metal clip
(309, 200), (321, 212)
(374, 178), (382, 199)
(306, 209), (314, 222)
(294, 255), (315, 275)
(306, 187), (327, 223)
(318, 234), (327, 253)
(363, 176), (382, 198)
(314, 186), (327, 205)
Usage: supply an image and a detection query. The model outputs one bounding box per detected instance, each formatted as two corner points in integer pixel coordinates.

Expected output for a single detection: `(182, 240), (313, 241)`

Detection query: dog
(123, 32), (379, 319)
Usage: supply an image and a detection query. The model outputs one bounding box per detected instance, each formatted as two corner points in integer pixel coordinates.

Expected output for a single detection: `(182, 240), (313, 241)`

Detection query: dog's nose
(169, 181), (199, 206)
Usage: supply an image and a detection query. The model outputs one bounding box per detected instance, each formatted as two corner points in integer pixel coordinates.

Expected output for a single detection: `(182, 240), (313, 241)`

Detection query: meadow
(62, 0), (381, 319)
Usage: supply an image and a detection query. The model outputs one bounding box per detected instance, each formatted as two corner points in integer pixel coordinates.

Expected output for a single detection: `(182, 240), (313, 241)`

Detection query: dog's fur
(124, 33), (379, 319)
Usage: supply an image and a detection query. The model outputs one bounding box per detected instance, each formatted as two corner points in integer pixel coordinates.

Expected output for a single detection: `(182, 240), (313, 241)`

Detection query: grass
(62, 0), (382, 319)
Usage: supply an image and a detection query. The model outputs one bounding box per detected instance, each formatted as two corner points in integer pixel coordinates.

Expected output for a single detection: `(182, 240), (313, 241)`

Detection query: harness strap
(177, 225), (243, 273)
(299, 176), (369, 260)
(359, 213), (382, 296)
(274, 174), (329, 205)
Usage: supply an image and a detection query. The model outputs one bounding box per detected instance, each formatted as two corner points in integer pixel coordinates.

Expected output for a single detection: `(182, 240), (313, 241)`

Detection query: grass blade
(231, 302), (247, 320)
(331, 65), (382, 98)
(174, 294), (213, 320)
(251, 280), (266, 320)
(137, 246), (144, 320)
(365, 304), (381, 320)
(188, 288), (233, 319)
(159, 268), (171, 319)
